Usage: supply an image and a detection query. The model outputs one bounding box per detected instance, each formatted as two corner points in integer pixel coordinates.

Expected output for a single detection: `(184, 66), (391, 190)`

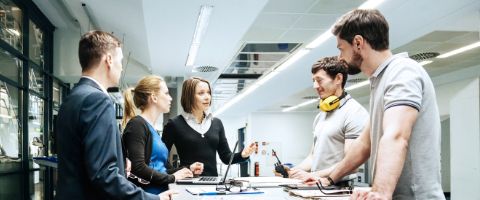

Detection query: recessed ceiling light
(193, 65), (218, 73)
(410, 52), (439, 61)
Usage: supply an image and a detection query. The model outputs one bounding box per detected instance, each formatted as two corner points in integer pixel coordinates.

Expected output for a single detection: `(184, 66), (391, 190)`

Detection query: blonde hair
(122, 75), (165, 128)
(121, 87), (136, 129)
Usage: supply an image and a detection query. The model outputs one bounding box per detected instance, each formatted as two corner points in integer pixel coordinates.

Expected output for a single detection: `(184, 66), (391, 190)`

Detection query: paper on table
(233, 177), (301, 183)
(186, 187), (219, 195)
(233, 177), (302, 188)
(288, 189), (350, 199)
(185, 187), (264, 195)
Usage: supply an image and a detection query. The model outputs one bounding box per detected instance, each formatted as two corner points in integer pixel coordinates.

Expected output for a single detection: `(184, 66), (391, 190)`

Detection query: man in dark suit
(56, 31), (171, 200)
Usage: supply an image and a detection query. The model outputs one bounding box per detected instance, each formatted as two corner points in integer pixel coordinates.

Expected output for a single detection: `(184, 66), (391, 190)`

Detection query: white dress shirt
(181, 110), (213, 138)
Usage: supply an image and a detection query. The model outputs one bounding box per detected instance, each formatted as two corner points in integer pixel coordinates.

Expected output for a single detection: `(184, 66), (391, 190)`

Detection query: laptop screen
(220, 141), (239, 184)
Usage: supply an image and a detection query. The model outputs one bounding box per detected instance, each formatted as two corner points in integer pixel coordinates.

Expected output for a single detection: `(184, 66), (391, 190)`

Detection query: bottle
(254, 162), (259, 177)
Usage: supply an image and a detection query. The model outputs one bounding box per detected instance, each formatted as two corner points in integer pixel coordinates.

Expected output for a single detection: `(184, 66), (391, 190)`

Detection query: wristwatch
(326, 176), (335, 185)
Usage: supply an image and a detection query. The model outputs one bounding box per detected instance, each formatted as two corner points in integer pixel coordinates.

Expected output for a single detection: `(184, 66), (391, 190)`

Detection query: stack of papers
(288, 189), (350, 199)
(186, 187), (264, 195)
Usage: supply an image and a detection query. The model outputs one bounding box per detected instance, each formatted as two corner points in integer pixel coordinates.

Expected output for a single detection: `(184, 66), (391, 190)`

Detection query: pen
(199, 191), (226, 195)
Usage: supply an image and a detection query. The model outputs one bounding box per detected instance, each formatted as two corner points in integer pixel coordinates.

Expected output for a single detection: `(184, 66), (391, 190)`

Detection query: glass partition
(0, 81), (21, 172)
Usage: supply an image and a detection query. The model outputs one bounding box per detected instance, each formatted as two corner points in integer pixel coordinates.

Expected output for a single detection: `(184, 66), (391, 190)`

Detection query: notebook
(176, 141), (239, 185)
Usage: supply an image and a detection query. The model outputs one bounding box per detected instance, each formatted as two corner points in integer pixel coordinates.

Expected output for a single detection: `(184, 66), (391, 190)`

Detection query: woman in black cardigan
(122, 75), (203, 194)
(162, 77), (257, 176)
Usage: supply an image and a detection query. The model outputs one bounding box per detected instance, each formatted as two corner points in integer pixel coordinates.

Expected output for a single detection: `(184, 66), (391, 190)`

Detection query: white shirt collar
(81, 76), (109, 95)
(181, 109), (213, 121)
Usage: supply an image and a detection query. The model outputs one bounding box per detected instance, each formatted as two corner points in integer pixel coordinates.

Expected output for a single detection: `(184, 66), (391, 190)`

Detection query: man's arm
(370, 106), (417, 197)
(292, 144), (314, 171)
(320, 120), (371, 184)
(310, 138), (356, 177)
(288, 145), (313, 179)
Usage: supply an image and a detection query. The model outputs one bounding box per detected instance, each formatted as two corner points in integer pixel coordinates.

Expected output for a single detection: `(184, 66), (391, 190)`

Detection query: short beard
(346, 51), (363, 75)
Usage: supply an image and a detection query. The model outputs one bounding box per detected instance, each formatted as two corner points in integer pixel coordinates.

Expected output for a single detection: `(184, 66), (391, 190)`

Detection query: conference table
(168, 177), (352, 200)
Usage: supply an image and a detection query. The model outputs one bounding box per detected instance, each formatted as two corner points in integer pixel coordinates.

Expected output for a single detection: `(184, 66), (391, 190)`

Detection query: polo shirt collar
(371, 52), (409, 78)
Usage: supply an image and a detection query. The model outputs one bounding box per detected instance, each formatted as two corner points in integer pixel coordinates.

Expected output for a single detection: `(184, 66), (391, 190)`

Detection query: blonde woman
(122, 75), (203, 194)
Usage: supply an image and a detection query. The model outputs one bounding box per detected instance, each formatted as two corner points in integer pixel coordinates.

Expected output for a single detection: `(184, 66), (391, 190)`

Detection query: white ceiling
(34, 0), (480, 116)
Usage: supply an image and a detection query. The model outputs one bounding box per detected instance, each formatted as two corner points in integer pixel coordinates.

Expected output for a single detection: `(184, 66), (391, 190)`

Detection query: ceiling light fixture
(306, 29), (332, 49)
(282, 98), (318, 112)
(345, 80), (370, 91)
(186, 5), (214, 66)
(418, 60), (433, 66)
(437, 41), (480, 58)
(359, 0), (386, 9)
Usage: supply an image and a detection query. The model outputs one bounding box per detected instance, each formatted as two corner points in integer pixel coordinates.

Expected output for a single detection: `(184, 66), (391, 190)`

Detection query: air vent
(410, 52), (439, 61)
(347, 78), (367, 83)
(194, 65), (218, 73)
(280, 105), (292, 108)
(302, 96), (318, 100)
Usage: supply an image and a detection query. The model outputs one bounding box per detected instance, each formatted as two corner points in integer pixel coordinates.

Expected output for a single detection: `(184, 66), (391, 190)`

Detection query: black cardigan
(162, 115), (247, 176)
(122, 116), (181, 189)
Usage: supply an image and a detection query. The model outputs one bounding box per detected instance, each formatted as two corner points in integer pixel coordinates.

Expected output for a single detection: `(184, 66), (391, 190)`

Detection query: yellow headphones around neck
(319, 91), (347, 112)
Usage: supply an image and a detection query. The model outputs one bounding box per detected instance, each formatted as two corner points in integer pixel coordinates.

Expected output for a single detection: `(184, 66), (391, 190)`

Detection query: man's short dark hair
(78, 31), (121, 71)
(311, 56), (348, 88)
(332, 9), (389, 51)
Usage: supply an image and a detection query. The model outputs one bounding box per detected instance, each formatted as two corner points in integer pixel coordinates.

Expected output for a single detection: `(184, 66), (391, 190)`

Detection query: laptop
(176, 141), (239, 185)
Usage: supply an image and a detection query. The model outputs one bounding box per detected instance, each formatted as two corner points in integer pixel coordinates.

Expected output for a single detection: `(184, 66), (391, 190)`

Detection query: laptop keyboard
(199, 177), (218, 181)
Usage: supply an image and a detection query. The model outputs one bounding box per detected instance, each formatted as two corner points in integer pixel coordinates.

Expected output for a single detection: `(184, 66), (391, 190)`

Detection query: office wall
(450, 77), (479, 199)
(244, 112), (317, 176)
(215, 116), (248, 176)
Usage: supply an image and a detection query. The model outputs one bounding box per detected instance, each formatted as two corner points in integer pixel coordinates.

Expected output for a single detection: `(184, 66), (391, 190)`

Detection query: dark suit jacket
(56, 78), (157, 200)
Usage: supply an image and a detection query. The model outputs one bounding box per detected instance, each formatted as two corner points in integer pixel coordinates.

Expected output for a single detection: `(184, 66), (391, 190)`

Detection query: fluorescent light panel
(345, 80), (370, 91)
(186, 5), (213, 66)
(418, 60), (433, 66)
(437, 41), (480, 58)
(359, 0), (386, 9)
(282, 98), (318, 112)
(306, 30), (332, 49)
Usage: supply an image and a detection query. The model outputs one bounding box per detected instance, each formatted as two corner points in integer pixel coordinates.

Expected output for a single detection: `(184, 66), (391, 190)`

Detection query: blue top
(143, 119), (169, 194)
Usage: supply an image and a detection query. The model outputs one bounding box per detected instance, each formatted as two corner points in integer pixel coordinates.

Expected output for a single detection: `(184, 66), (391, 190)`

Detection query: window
(0, 81), (22, 169)
(0, 1), (23, 51)
(29, 21), (44, 67)
(0, 50), (22, 84)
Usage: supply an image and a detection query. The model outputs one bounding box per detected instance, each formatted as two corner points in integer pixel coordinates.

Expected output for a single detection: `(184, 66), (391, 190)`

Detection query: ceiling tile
(263, 0), (318, 13)
(308, 0), (364, 14)
(279, 29), (323, 43)
(253, 13), (302, 29)
(415, 31), (470, 42)
(243, 27), (287, 41)
(292, 14), (339, 29)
